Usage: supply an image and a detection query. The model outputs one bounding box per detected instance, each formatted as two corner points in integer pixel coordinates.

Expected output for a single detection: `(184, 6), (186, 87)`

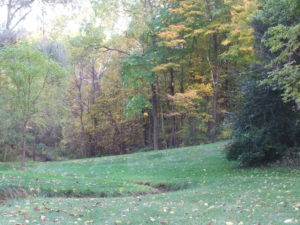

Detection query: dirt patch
(0, 181), (189, 203)
(135, 181), (187, 194)
(153, 183), (172, 192)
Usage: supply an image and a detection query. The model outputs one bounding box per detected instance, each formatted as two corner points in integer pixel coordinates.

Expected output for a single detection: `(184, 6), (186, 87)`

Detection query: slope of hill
(0, 142), (299, 224)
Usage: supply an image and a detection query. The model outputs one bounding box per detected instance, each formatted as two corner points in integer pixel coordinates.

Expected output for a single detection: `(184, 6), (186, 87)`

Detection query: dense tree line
(0, 0), (299, 167)
(226, 0), (300, 166)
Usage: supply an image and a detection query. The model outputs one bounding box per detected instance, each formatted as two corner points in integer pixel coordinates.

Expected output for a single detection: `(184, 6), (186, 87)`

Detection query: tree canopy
(0, 0), (299, 167)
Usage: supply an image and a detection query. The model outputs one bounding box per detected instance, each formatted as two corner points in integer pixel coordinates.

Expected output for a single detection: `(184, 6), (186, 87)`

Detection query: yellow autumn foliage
(222, 39), (231, 46)
(169, 24), (190, 32)
(165, 39), (186, 47)
(168, 82), (213, 105)
(158, 24), (190, 41)
(167, 90), (198, 104)
(193, 83), (213, 96)
(239, 47), (253, 52)
(158, 31), (179, 40)
(194, 29), (205, 35)
(152, 63), (179, 72)
(187, 10), (203, 16)
(169, 8), (184, 14)
(194, 74), (206, 80)
(179, 1), (194, 9)
(205, 30), (216, 36)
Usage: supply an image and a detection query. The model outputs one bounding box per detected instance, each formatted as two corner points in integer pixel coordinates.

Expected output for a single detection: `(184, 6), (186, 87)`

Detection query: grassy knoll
(0, 142), (299, 224)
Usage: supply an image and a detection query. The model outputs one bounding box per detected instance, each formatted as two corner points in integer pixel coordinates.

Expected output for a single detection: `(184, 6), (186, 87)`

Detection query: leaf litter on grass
(0, 142), (299, 224)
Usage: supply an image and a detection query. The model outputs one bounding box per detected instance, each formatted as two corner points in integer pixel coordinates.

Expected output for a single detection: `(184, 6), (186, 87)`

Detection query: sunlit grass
(0, 142), (299, 224)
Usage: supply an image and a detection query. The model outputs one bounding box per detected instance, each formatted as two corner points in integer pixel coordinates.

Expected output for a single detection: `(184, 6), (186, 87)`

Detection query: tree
(258, 0), (300, 104)
(153, 0), (257, 141)
(119, 0), (165, 150)
(226, 72), (300, 167)
(0, 42), (64, 168)
(0, 0), (35, 32)
(0, 0), (74, 46)
(121, 52), (157, 148)
(226, 0), (300, 167)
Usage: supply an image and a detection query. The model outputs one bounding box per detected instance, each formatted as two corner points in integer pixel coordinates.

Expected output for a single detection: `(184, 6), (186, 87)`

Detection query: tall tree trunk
(160, 101), (166, 148)
(151, 83), (159, 150)
(3, 148), (8, 162)
(20, 120), (29, 169)
(143, 117), (150, 146)
(115, 126), (124, 154)
(75, 70), (85, 133)
(211, 82), (219, 139)
(169, 68), (177, 147)
(210, 33), (221, 141)
(205, 0), (222, 141)
(33, 143), (36, 161)
(6, 0), (12, 30)
(180, 65), (185, 93)
(20, 134), (26, 169)
(91, 64), (99, 130)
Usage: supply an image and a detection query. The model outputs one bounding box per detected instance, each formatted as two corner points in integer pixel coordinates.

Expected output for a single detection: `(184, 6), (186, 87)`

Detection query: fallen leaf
(284, 219), (298, 224)
(226, 222), (234, 225)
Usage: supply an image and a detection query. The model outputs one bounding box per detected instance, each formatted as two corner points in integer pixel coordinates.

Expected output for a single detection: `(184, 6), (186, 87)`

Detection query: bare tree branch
(10, 9), (32, 31)
(93, 45), (130, 55)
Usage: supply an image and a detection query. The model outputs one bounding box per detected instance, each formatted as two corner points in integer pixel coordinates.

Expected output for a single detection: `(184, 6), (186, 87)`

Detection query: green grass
(0, 142), (299, 224)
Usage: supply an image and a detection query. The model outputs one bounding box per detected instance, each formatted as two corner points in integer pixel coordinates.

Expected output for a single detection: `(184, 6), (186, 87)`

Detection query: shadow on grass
(0, 180), (192, 204)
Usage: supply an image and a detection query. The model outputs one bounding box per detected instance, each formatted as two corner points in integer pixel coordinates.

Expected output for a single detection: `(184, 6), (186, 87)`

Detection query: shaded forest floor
(0, 142), (299, 224)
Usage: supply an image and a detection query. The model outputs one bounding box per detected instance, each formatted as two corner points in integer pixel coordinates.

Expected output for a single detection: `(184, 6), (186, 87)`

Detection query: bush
(226, 75), (300, 167)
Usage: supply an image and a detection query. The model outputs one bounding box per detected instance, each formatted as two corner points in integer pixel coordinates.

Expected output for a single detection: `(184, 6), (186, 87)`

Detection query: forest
(0, 0), (300, 224)
(0, 0), (299, 167)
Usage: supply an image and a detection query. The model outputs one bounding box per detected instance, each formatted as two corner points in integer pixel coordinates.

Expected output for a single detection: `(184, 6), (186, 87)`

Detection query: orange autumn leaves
(158, 24), (190, 47)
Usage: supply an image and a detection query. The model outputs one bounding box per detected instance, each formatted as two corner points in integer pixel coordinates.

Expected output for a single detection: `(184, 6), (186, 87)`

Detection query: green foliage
(226, 74), (300, 167)
(69, 23), (105, 61)
(0, 42), (65, 162)
(121, 53), (154, 88)
(226, 0), (300, 167)
(120, 51), (157, 119)
(125, 94), (151, 117)
(1, 0), (299, 165)
(0, 42), (64, 117)
(258, 0), (300, 103)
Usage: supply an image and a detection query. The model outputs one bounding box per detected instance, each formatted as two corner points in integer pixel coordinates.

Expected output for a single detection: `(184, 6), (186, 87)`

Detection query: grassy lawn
(0, 142), (299, 224)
